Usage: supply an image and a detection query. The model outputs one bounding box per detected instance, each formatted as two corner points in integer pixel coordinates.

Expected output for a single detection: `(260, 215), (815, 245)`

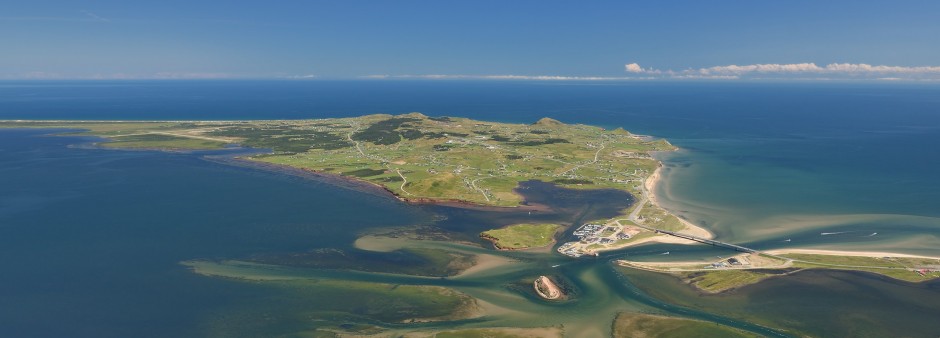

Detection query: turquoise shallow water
(2, 81), (940, 336)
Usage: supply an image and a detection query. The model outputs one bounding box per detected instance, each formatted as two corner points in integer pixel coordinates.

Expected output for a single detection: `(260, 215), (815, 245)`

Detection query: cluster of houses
(704, 256), (748, 269)
(573, 223), (635, 243)
(572, 223), (604, 240)
(557, 223), (639, 258)
(557, 242), (585, 258)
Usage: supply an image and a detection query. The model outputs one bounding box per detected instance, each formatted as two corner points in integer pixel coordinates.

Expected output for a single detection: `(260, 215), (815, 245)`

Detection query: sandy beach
(644, 165), (715, 239)
(619, 249), (940, 270)
(617, 252), (793, 271)
(534, 276), (563, 300)
(625, 234), (699, 246)
(765, 248), (940, 260)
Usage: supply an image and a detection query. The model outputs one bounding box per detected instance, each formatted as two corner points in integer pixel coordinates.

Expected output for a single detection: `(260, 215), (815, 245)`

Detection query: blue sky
(3, 1), (940, 80)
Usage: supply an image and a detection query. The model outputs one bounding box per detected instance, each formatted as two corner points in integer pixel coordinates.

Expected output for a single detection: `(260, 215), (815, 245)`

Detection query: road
(469, 177), (490, 202)
(395, 169), (411, 195)
(560, 142), (605, 175)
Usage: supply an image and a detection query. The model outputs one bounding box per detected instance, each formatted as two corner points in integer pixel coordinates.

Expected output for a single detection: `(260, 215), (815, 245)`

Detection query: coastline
(212, 154), (551, 213)
(619, 249), (940, 268)
(556, 157), (718, 257)
(21, 122), (676, 216)
(618, 248), (940, 294)
(644, 164), (715, 239)
(38, 122), (721, 257)
(533, 276), (564, 300)
(765, 248), (940, 260)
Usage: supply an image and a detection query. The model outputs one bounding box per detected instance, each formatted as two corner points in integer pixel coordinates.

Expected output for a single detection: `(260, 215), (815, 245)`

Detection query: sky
(3, 0), (940, 80)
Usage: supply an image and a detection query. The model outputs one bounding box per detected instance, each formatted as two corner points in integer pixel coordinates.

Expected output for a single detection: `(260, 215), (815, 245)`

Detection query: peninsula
(1, 114), (709, 254)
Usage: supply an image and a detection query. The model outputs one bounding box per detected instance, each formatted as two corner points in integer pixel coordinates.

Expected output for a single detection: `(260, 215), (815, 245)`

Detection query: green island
(612, 313), (759, 338)
(481, 223), (562, 250)
(618, 251), (940, 294)
(433, 327), (562, 338)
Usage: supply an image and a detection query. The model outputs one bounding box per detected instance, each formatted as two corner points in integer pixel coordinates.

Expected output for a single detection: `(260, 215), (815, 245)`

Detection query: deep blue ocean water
(2, 80), (940, 336)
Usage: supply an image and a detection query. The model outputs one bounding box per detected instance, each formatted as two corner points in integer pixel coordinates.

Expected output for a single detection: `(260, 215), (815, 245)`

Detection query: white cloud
(624, 63), (661, 74)
(361, 74), (649, 81)
(283, 74), (318, 79)
(624, 63), (643, 73)
(2, 72), (235, 80)
(698, 63), (822, 75)
(624, 62), (940, 80)
(823, 63), (940, 74)
(150, 72), (232, 79)
(19, 71), (66, 79)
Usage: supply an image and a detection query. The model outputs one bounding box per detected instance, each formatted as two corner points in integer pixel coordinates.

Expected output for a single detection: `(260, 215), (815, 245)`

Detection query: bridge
(650, 227), (758, 253)
(618, 219), (766, 255)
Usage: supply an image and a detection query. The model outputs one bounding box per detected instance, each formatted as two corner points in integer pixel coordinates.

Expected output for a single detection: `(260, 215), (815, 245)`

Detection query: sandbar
(764, 248), (940, 260)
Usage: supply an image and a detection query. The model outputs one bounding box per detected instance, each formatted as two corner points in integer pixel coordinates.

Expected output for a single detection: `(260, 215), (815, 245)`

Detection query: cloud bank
(362, 74), (650, 81)
(2, 71), (235, 80)
(364, 62), (940, 82)
(625, 62), (940, 80)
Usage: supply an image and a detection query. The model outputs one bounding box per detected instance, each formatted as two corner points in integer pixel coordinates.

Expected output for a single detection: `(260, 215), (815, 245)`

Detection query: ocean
(1, 80), (939, 337)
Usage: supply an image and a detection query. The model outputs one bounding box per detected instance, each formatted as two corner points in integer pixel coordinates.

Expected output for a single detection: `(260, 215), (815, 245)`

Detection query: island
(481, 223), (562, 250)
(618, 250), (940, 293)
(534, 275), (565, 300)
(613, 313), (759, 338)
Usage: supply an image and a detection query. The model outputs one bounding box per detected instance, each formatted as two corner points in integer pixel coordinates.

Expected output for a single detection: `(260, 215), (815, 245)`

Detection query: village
(557, 222), (641, 258)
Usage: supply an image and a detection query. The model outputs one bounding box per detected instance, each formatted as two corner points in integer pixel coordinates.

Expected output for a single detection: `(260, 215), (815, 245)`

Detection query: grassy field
(783, 253), (940, 282)
(2, 114), (674, 207)
(612, 313), (759, 338)
(627, 252), (940, 293)
(635, 199), (686, 232)
(481, 223), (562, 250)
(434, 328), (561, 338)
(677, 269), (786, 293)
